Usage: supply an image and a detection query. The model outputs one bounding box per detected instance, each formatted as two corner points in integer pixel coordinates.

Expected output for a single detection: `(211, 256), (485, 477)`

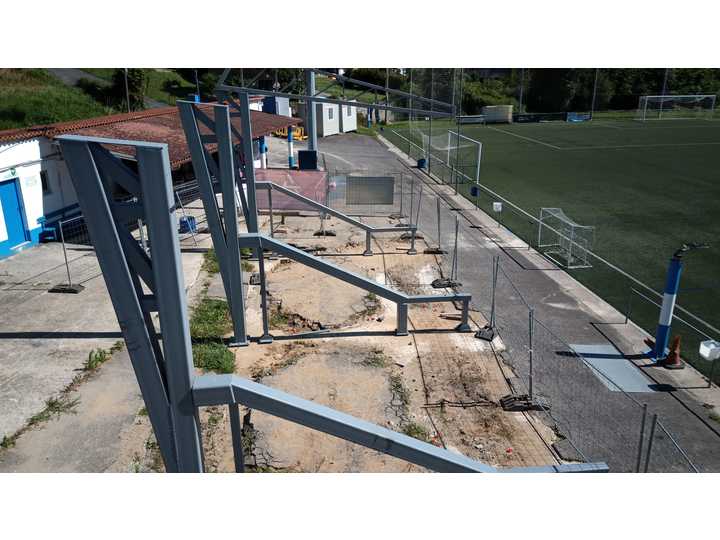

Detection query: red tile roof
(0, 102), (302, 169)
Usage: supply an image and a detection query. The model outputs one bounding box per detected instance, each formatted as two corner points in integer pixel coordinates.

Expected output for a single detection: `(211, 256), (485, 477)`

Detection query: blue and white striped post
(287, 127), (295, 168)
(259, 136), (267, 169)
(653, 256), (683, 361)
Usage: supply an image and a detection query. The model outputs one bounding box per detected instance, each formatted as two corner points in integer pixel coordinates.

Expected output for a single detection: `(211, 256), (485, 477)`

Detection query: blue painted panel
(0, 179), (29, 257)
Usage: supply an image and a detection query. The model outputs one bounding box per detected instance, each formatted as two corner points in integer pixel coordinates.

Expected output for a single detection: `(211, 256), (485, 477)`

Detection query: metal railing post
(59, 222), (73, 287)
(490, 255), (499, 329)
(529, 308), (534, 401)
(643, 413), (658, 473)
(268, 187), (274, 238)
(257, 239), (272, 344)
(436, 197), (442, 251)
(229, 404), (245, 473)
(451, 215), (459, 281)
(635, 403), (648, 472)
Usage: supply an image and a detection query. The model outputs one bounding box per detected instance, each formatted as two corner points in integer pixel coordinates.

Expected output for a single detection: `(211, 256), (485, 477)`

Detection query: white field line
(565, 141), (720, 151)
(486, 126), (563, 150)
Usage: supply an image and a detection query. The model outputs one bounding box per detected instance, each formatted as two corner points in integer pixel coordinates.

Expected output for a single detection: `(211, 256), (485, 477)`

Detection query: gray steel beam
(311, 69), (454, 112)
(238, 93), (259, 232)
(304, 70), (318, 152)
(57, 135), (181, 472)
(192, 375), (609, 473)
(137, 144), (204, 472)
(216, 84), (454, 118)
(177, 101), (248, 346)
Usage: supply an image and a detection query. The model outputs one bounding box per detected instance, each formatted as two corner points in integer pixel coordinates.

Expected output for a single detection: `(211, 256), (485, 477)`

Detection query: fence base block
(48, 283), (85, 294)
(499, 394), (549, 412)
(432, 278), (461, 289)
(475, 325), (495, 341)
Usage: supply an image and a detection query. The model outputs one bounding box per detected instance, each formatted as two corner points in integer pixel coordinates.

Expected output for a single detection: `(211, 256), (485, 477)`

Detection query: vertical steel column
(268, 188), (275, 238)
(239, 92), (259, 233)
(396, 303), (409, 336)
(364, 230), (373, 256)
(490, 255), (499, 329)
(137, 144), (204, 472)
(257, 237), (272, 344)
(305, 70), (318, 152)
(229, 404), (245, 473)
(216, 105), (249, 347)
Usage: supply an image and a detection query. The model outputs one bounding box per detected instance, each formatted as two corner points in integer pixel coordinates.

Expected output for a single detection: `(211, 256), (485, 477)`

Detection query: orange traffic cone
(661, 335), (684, 370)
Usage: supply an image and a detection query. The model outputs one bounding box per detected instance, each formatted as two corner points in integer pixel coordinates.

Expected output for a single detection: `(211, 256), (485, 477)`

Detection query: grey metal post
(451, 215), (459, 281)
(490, 255), (499, 329)
(590, 68), (599, 118)
(239, 93), (259, 233)
(518, 69), (525, 112)
(635, 403), (649, 473)
(268, 187), (274, 238)
(59, 222), (73, 287)
(217, 104), (250, 347)
(396, 303), (409, 336)
(137, 144), (205, 473)
(399, 172), (404, 217)
(305, 69), (318, 152)
(709, 360), (717, 389)
(528, 309), (534, 401)
(436, 197), (442, 251)
(257, 237), (272, 344)
(643, 413), (659, 473)
(625, 288), (633, 325)
(364, 230), (373, 257)
(229, 404), (245, 473)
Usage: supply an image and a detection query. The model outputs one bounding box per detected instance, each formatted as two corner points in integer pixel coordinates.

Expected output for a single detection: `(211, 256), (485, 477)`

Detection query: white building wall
(316, 102), (340, 137)
(0, 139), (44, 240)
(339, 102), (357, 133)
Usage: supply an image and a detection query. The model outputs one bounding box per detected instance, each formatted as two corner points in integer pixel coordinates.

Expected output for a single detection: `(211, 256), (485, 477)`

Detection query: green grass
(82, 68), (196, 105)
(384, 118), (720, 379)
(202, 248), (221, 274)
(190, 297), (233, 340)
(0, 69), (111, 130)
(192, 342), (235, 374)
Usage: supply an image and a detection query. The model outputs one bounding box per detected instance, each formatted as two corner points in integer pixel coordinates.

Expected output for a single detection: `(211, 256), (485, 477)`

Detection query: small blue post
(653, 256), (683, 361)
(259, 136), (267, 169)
(367, 110), (372, 129)
(287, 126), (295, 168)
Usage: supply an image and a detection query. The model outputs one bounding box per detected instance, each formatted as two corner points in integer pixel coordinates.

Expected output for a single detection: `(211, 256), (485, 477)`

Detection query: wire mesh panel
(328, 169), (405, 217)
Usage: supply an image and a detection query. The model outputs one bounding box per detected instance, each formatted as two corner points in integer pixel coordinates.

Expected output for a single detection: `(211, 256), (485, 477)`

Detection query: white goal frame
(537, 208), (595, 269)
(636, 94), (717, 121)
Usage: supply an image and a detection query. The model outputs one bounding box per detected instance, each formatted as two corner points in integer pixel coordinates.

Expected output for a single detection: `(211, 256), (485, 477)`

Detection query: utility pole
(590, 68), (599, 118)
(385, 68), (390, 124)
(194, 69), (200, 98)
(518, 68), (525, 113)
(124, 68), (131, 113)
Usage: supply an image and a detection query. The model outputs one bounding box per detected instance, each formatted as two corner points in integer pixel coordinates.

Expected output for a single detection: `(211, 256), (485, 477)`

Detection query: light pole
(124, 68), (131, 113)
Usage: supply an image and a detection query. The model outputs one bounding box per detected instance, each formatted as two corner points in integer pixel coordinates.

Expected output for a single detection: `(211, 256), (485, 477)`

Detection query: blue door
(0, 179), (28, 257)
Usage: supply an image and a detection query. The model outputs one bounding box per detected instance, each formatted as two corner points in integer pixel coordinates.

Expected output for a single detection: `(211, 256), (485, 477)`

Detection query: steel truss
(177, 98), (474, 340)
(57, 133), (607, 473)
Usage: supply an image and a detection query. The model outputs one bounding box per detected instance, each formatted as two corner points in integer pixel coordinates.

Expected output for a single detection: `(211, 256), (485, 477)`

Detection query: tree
(111, 69), (147, 111)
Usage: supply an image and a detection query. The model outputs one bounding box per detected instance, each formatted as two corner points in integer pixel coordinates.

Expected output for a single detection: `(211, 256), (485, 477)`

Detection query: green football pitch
(385, 118), (720, 375)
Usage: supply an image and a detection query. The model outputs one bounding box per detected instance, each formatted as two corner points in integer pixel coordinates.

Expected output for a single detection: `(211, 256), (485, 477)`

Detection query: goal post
(636, 94), (717, 121)
(537, 208), (595, 269)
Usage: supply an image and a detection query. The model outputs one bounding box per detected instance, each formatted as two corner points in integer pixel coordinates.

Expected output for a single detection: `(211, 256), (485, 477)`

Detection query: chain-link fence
(407, 188), (704, 472)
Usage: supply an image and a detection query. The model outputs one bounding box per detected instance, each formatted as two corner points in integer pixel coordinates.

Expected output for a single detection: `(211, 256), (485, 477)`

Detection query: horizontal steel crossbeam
(192, 374), (609, 473)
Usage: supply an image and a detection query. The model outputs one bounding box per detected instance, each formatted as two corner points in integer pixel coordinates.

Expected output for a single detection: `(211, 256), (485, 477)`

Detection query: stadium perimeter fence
(400, 168), (703, 472)
(382, 127), (720, 385)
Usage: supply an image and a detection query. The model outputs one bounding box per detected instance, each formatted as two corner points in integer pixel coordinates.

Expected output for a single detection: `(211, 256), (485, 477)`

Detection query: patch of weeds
(207, 408), (224, 428)
(242, 260), (255, 272)
(192, 342), (236, 374)
(268, 305), (291, 329)
(28, 395), (80, 427)
(1, 435), (17, 449)
(202, 248), (220, 274)
(389, 373), (410, 408)
(709, 411), (720, 424)
(402, 421), (430, 442)
(84, 348), (110, 371)
(138, 406), (148, 417)
(190, 297), (232, 340)
(109, 340), (124, 353)
(362, 347), (389, 368)
(240, 247), (252, 258)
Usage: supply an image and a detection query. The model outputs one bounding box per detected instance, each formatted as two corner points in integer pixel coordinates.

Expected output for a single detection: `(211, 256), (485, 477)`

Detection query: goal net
(410, 123), (482, 183)
(537, 208), (595, 269)
(636, 94), (716, 121)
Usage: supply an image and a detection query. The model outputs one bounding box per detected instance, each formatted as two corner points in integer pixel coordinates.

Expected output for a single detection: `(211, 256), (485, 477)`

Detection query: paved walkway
(317, 132), (720, 472)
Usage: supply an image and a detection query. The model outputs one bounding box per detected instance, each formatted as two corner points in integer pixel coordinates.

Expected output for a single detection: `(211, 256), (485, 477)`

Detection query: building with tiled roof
(0, 103), (301, 258)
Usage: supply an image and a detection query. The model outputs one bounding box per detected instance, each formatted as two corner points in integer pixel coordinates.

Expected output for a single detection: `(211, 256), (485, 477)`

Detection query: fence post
(490, 255), (499, 329)
(399, 173), (404, 217)
(643, 413), (659, 473)
(229, 404), (245, 473)
(257, 239), (272, 344)
(436, 197), (442, 252)
(529, 308), (534, 401)
(59, 222), (73, 287)
(268, 187), (274, 238)
(635, 403), (648, 472)
(451, 215), (459, 281)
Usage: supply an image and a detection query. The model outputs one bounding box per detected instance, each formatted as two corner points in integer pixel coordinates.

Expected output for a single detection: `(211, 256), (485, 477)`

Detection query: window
(347, 106), (353, 117)
(328, 107), (334, 120)
(40, 170), (51, 194)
